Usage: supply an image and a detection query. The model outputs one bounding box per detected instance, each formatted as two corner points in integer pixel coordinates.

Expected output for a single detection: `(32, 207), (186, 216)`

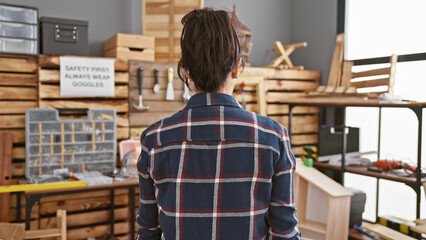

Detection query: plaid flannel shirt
(137, 92), (300, 240)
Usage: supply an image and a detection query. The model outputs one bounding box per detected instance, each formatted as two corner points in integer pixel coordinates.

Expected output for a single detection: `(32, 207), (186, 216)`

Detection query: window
(341, 0), (426, 221)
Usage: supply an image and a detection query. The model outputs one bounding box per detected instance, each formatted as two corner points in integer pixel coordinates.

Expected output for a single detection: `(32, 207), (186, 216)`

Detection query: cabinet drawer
(0, 4), (37, 24)
(0, 21), (37, 39)
(0, 37), (37, 55)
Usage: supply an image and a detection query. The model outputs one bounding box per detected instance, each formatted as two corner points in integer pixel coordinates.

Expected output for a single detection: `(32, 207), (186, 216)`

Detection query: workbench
(12, 178), (138, 239)
(284, 97), (426, 220)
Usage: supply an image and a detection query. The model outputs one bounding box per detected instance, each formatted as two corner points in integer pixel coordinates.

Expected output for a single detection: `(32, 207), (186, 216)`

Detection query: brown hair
(177, 8), (244, 92)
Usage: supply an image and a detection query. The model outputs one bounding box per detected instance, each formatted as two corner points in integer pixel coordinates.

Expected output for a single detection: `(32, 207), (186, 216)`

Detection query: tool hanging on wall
(183, 76), (191, 102)
(166, 67), (175, 100)
(153, 68), (160, 93)
(133, 67), (150, 110)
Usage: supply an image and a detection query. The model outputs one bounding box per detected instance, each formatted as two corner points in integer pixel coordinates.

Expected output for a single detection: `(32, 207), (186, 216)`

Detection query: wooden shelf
(313, 161), (426, 185)
(299, 220), (327, 235)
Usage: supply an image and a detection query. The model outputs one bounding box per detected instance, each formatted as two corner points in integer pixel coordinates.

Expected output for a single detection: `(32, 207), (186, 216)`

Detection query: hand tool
(153, 68), (160, 93)
(133, 67), (150, 110)
(166, 67), (175, 100)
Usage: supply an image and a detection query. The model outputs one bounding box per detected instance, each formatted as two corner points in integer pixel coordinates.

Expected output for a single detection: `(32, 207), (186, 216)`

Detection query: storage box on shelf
(238, 67), (321, 157)
(104, 33), (155, 62)
(0, 3), (38, 55)
(39, 17), (88, 56)
(142, 0), (203, 62)
(37, 55), (130, 165)
(128, 60), (187, 139)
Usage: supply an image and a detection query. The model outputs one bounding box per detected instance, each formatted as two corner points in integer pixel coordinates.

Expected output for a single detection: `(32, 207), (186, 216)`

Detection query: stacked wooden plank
(142, 0), (203, 62)
(37, 55), (130, 165)
(239, 67), (321, 156)
(35, 189), (133, 239)
(128, 60), (186, 139)
(0, 55), (38, 184)
(0, 132), (13, 222)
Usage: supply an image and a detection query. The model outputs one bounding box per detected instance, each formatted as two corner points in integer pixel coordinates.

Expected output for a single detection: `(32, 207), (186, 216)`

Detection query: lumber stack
(0, 55), (38, 185)
(34, 189), (136, 239)
(239, 67), (321, 156)
(142, 0), (203, 62)
(37, 55), (130, 165)
(128, 60), (187, 140)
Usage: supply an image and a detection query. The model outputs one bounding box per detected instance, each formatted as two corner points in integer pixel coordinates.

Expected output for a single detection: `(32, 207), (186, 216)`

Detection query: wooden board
(241, 67), (321, 81)
(39, 100), (129, 113)
(0, 86), (38, 100)
(0, 56), (37, 73)
(364, 224), (416, 240)
(291, 134), (318, 145)
(267, 104), (319, 115)
(0, 132), (13, 222)
(38, 55), (128, 72)
(39, 84), (128, 99)
(39, 69), (129, 84)
(40, 207), (129, 229)
(39, 194), (129, 215)
(104, 33), (155, 51)
(130, 127), (148, 140)
(266, 80), (319, 91)
(130, 111), (176, 127)
(0, 115), (25, 129)
(327, 33), (344, 87)
(0, 101), (37, 114)
(0, 73), (37, 86)
(67, 221), (129, 240)
(105, 47), (155, 62)
(142, 0), (203, 62)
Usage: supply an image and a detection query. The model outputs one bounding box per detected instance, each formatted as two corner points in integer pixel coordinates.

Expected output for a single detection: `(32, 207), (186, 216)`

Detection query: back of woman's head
(177, 8), (244, 92)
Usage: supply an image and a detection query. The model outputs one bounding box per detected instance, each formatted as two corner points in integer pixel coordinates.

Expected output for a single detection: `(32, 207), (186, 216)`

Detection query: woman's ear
(231, 58), (242, 79)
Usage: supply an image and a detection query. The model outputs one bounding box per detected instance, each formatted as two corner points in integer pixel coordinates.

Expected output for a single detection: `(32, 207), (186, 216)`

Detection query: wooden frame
(295, 161), (353, 240)
(235, 76), (266, 116)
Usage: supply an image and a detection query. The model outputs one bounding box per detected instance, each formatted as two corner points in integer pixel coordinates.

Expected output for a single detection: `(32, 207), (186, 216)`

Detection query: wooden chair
(340, 54), (398, 95)
(24, 210), (67, 240)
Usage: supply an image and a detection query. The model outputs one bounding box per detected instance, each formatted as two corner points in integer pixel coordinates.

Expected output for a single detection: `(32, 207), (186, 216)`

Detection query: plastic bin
(0, 21), (37, 39)
(25, 108), (117, 181)
(0, 37), (37, 55)
(0, 4), (37, 24)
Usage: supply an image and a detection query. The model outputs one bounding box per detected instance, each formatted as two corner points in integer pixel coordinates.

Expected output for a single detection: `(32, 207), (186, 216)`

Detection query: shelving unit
(285, 97), (426, 220)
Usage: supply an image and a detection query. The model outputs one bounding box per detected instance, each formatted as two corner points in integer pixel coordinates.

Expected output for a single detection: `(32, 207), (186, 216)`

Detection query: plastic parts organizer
(25, 108), (116, 180)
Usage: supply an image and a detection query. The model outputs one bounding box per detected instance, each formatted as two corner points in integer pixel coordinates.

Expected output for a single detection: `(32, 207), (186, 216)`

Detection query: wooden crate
(129, 60), (187, 139)
(238, 67), (321, 157)
(38, 55), (130, 166)
(142, 0), (203, 62)
(104, 33), (155, 62)
(0, 55), (38, 184)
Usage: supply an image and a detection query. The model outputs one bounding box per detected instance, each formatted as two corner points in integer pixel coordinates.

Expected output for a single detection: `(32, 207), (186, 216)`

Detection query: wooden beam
(350, 78), (390, 89)
(0, 115), (25, 129)
(351, 67), (390, 79)
(0, 56), (37, 73)
(0, 73), (37, 86)
(39, 100), (129, 113)
(266, 80), (319, 91)
(39, 85), (129, 99)
(0, 101), (37, 114)
(0, 87), (37, 100)
(38, 55), (129, 72)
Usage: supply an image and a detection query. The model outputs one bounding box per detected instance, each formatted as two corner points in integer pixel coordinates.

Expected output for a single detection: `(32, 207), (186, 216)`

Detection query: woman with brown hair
(137, 8), (300, 240)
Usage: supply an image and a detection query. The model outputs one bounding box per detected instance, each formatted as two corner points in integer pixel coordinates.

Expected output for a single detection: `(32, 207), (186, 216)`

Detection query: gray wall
(204, 0), (292, 67)
(2, 0), (336, 83)
(290, 0), (338, 84)
(1, 0), (142, 56)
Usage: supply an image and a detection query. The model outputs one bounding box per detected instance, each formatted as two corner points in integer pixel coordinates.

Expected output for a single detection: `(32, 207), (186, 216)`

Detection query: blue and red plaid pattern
(137, 92), (300, 240)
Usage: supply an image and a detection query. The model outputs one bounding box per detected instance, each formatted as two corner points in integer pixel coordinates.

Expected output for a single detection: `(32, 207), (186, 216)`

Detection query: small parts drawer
(0, 37), (37, 55)
(0, 4), (37, 24)
(0, 21), (37, 39)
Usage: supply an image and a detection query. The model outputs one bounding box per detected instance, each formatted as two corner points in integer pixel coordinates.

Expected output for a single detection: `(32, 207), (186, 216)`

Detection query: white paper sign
(60, 57), (115, 96)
